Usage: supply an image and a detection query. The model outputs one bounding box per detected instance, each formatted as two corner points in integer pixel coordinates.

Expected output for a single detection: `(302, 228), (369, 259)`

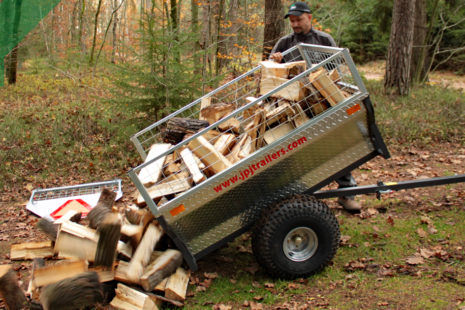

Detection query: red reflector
(346, 103), (361, 115)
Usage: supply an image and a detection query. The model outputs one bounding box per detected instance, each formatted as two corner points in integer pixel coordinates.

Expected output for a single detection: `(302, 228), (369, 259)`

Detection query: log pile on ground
(135, 60), (354, 208)
(2, 188), (190, 310)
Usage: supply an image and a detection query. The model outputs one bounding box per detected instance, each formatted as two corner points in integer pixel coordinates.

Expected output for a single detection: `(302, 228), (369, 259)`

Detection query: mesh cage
(128, 44), (368, 215)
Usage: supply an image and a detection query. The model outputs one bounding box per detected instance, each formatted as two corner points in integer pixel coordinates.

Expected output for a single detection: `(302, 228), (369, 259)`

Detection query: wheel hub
(283, 227), (318, 262)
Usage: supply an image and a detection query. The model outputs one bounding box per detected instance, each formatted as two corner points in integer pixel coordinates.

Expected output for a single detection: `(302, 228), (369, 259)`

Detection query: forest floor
(359, 60), (465, 92)
(0, 63), (464, 309)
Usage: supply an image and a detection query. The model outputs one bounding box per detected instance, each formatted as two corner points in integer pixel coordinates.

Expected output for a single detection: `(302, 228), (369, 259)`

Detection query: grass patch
(0, 68), (141, 195)
(366, 79), (465, 145)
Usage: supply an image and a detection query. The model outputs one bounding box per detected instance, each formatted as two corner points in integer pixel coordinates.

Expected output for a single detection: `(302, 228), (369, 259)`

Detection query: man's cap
(285, 2), (312, 18)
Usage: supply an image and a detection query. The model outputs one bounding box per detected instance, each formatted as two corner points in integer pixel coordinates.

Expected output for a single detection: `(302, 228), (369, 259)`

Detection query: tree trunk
(214, 0), (225, 75)
(201, 0), (212, 88)
(6, 0), (22, 85)
(263, 0), (284, 60)
(78, 0), (86, 52)
(191, 0), (201, 74)
(170, 0), (180, 62)
(111, 0), (119, 63)
(384, 0), (416, 95)
(410, 0), (428, 84)
(89, 0), (103, 66)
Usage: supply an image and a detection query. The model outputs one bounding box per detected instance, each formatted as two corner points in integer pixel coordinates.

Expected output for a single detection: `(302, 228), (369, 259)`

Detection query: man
(270, 2), (362, 213)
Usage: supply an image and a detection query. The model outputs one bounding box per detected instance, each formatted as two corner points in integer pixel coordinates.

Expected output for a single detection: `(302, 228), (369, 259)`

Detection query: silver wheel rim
(283, 227), (318, 262)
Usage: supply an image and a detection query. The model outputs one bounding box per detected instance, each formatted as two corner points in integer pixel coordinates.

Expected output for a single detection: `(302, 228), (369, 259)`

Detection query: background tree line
(3, 0), (465, 107)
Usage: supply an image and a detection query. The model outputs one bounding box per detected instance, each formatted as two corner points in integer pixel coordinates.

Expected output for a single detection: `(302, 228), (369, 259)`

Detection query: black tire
(252, 195), (340, 279)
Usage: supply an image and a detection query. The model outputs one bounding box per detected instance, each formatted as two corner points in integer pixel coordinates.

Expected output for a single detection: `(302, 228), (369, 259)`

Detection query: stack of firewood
(1, 189), (189, 310)
(135, 60), (352, 208)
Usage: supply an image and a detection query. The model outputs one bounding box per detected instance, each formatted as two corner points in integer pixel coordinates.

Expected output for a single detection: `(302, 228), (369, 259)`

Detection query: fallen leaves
(405, 254), (425, 265)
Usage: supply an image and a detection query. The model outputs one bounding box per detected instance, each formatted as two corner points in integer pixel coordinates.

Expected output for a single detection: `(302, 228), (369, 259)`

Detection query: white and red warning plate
(26, 179), (123, 220)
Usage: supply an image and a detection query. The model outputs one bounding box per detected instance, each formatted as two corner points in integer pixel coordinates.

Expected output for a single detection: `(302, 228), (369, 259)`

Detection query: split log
(94, 213), (121, 268)
(10, 241), (54, 261)
(32, 259), (88, 288)
(265, 102), (295, 126)
(136, 178), (192, 206)
(198, 96), (212, 121)
(54, 221), (99, 261)
(117, 241), (134, 260)
(217, 117), (241, 134)
(89, 267), (115, 283)
(288, 60), (307, 78)
(310, 102), (329, 116)
(213, 133), (237, 156)
(180, 148), (207, 184)
(200, 103), (235, 124)
(140, 249), (183, 291)
(260, 76), (306, 101)
(39, 271), (103, 310)
(188, 136), (232, 175)
(309, 68), (346, 107)
(87, 188), (117, 230)
(263, 122), (295, 145)
(162, 160), (181, 177)
(0, 265), (28, 310)
(137, 144), (172, 186)
(121, 223), (145, 249)
(260, 60), (290, 78)
(200, 130), (221, 145)
(329, 68), (341, 82)
(260, 60), (306, 79)
(164, 267), (190, 302)
(26, 258), (45, 297)
(162, 117), (209, 144)
(110, 283), (160, 310)
(115, 260), (139, 286)
(226, 134), (249, 163)
(126, 223), (163, 282)
(238, 135), (254, 159)
(124, 205), (146, 225)
(290, 101), (310, 127)
(35, 218), (58, 242)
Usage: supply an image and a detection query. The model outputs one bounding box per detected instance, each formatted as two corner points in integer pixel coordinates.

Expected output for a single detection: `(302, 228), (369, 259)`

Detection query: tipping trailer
(127, 43), (464, 279)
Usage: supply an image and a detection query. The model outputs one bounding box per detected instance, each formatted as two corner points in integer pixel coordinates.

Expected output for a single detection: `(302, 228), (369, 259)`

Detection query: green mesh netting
(1, 0), (61, 86)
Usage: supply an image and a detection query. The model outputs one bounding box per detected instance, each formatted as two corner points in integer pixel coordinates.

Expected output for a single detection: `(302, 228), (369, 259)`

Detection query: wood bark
(162, 117), (209, 144)
(0, 265), (28, 310)
(6, 0), (22, 85)
(89, 0), (103, 65)
(263, 0), (284, 60)
(410, 0), (428, 84)
(214, 0), (226, 74)
(384, 0), (416, 95)
(39, 272), (103, 310)
(87, 188), (117, 229)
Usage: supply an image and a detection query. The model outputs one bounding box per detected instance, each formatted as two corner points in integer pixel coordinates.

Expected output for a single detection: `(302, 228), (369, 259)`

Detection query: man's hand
(270, 52), (283, 63)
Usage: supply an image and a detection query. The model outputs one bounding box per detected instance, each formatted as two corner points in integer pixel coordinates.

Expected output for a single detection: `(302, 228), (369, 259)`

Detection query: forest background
(1, 0), (465, 309)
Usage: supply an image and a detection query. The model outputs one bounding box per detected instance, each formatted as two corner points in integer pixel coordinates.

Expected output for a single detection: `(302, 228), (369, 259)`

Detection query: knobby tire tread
(252, 195), (340, 279)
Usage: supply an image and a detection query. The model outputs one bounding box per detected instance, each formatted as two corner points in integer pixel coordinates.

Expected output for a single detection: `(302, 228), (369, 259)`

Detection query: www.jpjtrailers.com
(213, 136), (308, 193)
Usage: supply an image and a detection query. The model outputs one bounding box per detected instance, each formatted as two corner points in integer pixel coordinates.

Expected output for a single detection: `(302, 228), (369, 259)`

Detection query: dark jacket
(271, 28), (337, 63)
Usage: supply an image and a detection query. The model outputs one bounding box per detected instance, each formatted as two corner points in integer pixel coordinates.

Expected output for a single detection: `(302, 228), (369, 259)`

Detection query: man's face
(289, 13), (312, 34)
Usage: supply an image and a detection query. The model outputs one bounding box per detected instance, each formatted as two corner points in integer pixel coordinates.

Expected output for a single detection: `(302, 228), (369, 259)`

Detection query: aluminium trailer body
(128, 44), (390, 278)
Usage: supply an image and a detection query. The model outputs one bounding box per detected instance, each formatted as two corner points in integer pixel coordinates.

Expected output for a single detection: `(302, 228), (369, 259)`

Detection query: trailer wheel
(252, 195), (340, 279)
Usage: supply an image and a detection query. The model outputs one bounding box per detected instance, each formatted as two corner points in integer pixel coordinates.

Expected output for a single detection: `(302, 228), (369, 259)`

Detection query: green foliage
(111, 9), (210, 122)
(314, 0), (392, 63)
(0, 70), (138, 192)
(430, 1), (465, 73)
